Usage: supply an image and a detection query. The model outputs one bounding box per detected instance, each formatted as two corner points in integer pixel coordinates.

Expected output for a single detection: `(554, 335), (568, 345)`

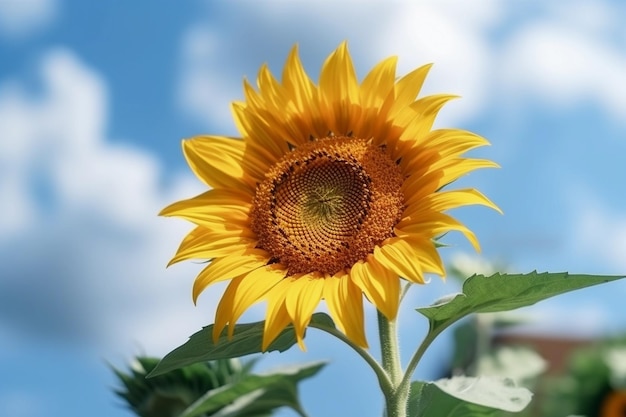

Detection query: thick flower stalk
(161, 42), (499, 352)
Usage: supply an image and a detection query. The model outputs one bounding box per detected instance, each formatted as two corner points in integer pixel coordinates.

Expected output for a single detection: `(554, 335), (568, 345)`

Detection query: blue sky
(1, 1), (626, 416)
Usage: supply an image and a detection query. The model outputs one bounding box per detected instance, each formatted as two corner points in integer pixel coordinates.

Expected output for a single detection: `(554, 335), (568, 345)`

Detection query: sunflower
(161, 42), (499, 351)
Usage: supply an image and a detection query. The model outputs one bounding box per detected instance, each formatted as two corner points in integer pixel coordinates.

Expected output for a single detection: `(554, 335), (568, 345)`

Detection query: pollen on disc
(251, 136), (404, 276)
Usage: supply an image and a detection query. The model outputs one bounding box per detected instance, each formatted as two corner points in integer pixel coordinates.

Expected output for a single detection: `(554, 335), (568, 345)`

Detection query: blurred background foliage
(112, 357), (323, 417)
(446, 258), (626, 417)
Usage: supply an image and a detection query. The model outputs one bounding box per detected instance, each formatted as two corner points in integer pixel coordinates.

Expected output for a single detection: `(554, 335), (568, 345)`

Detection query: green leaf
(407, 381), (425, 417)
(178, 361), (325, 417)
(110, 357), (248, 417)
(149, 313), (334, 377)
(208, 380), (307, 417)
(418, 272), (624, 329)
(409, 377), (532, 417)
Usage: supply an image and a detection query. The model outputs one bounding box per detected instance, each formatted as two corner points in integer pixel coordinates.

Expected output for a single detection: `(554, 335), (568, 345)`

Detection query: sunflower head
(251, 135), (405, 277)
(161, 42), (500, 351)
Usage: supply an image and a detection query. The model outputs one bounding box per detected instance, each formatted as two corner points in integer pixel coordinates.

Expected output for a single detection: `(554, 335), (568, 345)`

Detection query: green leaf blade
(418, 272), (625, 328)
(149, 313), (334, 377)
(409, 376), (532, 417)
(178, 361), (325, 417)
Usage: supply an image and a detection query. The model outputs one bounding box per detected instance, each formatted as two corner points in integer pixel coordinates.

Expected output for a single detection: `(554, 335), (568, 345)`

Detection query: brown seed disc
(251, 136), (404, 276)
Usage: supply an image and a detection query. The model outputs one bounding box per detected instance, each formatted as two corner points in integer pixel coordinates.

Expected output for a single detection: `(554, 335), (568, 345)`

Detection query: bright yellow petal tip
(161, 41), (500, 351)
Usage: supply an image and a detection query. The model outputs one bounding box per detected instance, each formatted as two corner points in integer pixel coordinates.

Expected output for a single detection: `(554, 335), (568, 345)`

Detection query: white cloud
(571, 195), (626, 272)
(449, 252), (500, 278)
(177, 26), (238, 133)
(0, 48), (222, 356)
(371, 1), (503, 124)
(178, 0), (626, 135)
(0, 0), (57, 39)
(500, 1), (626, 122)
(177, 0), (504, 131)
(501, 302), (611, 338)
(554, 0), (619, 36)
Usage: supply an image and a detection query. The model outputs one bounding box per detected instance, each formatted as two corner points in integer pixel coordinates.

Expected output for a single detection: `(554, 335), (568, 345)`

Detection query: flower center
(251, 136), (404, 276)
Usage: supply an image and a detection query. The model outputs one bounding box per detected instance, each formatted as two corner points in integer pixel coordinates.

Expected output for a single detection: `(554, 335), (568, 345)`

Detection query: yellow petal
(403, 235), (445, 276)
(410, 94), (458, 121)
(230, 265), (286, 318)
(285, 274), (325, 350)
(401, 169), (441, 205)
(168, 232), (255, 267)
(257, 63), (289, 111)
(192, 248), (270, 303)
(429, 158), (500, 188)
(231, 103), (290, 160)
(373, 238), (425, 284)
(282, 45), (317, 115)
(402, 159), (499, 207)
(396, 94), (456, 131)
(256, 66), (301, 138)
(350, 256), (400, 320)
(320, 41), (359, 107)
(388, 63), (433, 118)
(159, 189), (251, 224)
(354, 56), (399, 140)
(280, 46), (327, 140)
(212, 275), (241, 342)
(182, 136), (255, 191)
(405, 188), (502, 218)
(242, 135), (283, 177)
(383, 95), (455, 160)
(396, 212), (481, 252)
(323, 271), (367, 348)
(262, 278), (295, 350)
(225, 264), (286, 337)
(319, 41), (360, 134)
(360, 56), (398, 108)
(399, 129), (491, 173)
(242, 81), (309, 152)
(421, 129), (491, 155)
(242, 78), (265, 110)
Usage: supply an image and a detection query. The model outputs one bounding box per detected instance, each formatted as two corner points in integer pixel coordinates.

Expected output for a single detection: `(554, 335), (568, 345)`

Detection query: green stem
(310, 322), (392, 394)
(399, 321), (451, 394)
(378, 311), (408, 417)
